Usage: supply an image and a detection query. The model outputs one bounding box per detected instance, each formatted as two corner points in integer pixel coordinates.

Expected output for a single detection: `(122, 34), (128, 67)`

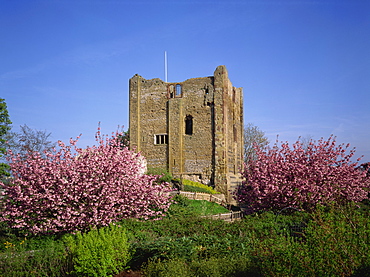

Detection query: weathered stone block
(129, 66), (244, 203)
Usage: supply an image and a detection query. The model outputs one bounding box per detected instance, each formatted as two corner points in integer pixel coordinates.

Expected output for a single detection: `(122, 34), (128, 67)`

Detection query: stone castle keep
(129, 65), (244, 201)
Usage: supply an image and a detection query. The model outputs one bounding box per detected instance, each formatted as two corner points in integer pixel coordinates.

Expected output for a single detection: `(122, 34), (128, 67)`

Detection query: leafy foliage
(182, 179), (220, 194)
(0, 197), (370, 276)
(0, 128), (172, 234)
(0, 99), (12, 148)
(147, 167), (173, 184)
(250, 204), (370, 277)
(0, 98), (12, 178)
(142, 256), (258, 277)
(135, 203), (370, 277)
(0, 236), (67, 277)
(63, 224), (131, 277)
(182, 184), (210, 194)
(235, 135), (370, 212)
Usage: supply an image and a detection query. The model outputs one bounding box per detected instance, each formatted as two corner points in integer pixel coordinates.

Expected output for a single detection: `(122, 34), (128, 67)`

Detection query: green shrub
(0, 237), (68, 277)
(300, 204), (370, 276)
(142, 256), (260, 277)
(250, 204), (370, 277)
(182, 179), (220, 194)
(63, 224), (131, 277)
(251, 234), (303, 277)
(147, 168), (173, 183)
(191, 255), (259, 277)
(3, 200), (367, 276)
(132, 232), (253, 269)
(182, 184), (211, 194)
(142, 258), (192, 277)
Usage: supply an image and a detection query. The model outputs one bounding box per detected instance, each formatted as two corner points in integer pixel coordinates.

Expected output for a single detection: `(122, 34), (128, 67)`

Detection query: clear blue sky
(1, 0), (369, 163)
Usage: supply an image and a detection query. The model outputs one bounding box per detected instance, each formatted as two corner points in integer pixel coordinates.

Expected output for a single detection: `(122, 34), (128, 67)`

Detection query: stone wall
(129, 65), (244, 203)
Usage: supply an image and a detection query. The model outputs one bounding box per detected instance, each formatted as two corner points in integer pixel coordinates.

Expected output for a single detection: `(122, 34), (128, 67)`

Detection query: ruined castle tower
(129, 65), (244, 202)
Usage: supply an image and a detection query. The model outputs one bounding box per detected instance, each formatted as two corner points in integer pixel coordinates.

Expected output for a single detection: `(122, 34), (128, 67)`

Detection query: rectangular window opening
(185, 115), (193, 135)
(155, 134), (168, 145)
(176, 84), (182, 97)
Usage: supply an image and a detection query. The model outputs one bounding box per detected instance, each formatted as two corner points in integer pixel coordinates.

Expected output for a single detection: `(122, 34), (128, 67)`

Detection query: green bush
(132, 232), (253, 269)
(2, 196), (370, 276)
(181, 179), (220, 194)
(182, 184), (212, 194)
(63, 224), (131, 277)
(0, 237), (68, 277)
(142, 256), (260, 277)
(146, 168), (173, 183)
(300, 204), (370, 276)
(250, 204), (370, 277)
(142, 258), (192, 277)
(136, 205), (370, 277)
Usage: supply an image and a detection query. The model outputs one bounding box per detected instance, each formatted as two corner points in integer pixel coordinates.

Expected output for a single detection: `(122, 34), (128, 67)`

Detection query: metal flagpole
(164, 51), (168, 82)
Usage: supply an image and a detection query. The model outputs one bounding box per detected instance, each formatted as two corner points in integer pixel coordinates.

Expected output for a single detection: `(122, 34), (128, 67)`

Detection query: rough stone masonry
(129, 65), (244, 202)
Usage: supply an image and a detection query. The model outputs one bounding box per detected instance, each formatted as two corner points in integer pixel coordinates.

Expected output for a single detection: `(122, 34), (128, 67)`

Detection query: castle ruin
(129, 65), (244, 202)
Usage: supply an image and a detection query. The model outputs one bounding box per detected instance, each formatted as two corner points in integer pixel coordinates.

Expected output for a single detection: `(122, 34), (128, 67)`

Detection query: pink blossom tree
(235, 135), (370, 212)
(0, 129), (172, 234)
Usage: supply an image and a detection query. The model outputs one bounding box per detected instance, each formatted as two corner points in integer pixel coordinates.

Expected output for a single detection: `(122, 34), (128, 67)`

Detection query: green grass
(146, 167), (173, 183)
(166, 195), (229, 218)
(186, 199), (229, 216)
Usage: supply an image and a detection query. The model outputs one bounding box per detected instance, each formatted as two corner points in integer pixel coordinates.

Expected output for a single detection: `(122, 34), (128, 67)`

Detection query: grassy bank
(1, 196), (370, 276)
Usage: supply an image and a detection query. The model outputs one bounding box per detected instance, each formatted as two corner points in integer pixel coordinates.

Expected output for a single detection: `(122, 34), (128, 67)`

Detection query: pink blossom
(235, 135), (370, 212)
(0, 128), (173, 234)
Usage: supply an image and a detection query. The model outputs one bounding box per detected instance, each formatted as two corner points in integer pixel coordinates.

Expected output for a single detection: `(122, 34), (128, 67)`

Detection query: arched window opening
(168, 85), (174, 98)
(185, 115), (193, 135)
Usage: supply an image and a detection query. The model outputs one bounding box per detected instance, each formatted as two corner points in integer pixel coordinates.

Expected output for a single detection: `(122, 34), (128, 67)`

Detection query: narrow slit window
(185, 115), (193, 135)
